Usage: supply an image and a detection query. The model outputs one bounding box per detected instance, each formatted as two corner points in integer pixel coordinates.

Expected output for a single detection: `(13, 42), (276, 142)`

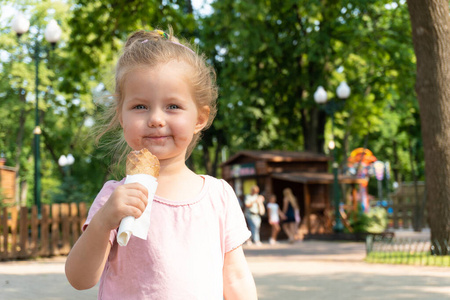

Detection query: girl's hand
(94, 183), (149, 231)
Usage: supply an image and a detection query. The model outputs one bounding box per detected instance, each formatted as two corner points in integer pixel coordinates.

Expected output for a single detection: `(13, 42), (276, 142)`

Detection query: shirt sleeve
(221, 180), (251, 253)
(244, 195), (251, 205)
(83, 179), (124, 245)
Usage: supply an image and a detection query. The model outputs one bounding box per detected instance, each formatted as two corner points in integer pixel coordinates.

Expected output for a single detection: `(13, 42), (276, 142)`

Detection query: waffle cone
(126, 148), (160, 177)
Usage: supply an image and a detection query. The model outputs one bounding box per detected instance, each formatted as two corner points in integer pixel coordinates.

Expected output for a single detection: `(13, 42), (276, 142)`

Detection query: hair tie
(154, 29), (195, 54)
(155, 30), (169, 39)
(141, 29), (195, 54)
(171, 41), (196, 54)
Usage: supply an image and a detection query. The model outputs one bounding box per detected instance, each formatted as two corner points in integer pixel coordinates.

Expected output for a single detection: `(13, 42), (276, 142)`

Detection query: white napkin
(117, 174), (158, 246)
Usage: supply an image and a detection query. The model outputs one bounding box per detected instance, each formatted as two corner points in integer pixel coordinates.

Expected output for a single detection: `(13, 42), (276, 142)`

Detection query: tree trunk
(184, 0), (193, 14)
(302, 107), (326, 153)
(408, 137), (421, 231)
(407, 0), (450, 254)
(392, 140), (401, 183)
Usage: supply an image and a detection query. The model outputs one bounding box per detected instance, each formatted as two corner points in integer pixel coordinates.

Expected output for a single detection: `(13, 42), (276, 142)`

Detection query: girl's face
(119, 61), (209, 162)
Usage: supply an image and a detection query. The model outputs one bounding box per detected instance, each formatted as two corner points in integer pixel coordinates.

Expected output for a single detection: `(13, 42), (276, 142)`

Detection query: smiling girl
(65, 29), (257, 300)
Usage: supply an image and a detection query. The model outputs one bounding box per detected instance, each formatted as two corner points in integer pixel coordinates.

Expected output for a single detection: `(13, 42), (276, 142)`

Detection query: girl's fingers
(125, 188), (148, 207)
(127, 205), (146, 219)
(106, 183), (151, 222)
(125, 182), (149, 197)
(129, 193), (147, 213)
(117, 183), (149, 206)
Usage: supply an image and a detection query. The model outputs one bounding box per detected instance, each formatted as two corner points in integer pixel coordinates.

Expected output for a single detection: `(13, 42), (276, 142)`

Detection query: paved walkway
(245, 241), (450, 299)
(1, 229), (449, 299)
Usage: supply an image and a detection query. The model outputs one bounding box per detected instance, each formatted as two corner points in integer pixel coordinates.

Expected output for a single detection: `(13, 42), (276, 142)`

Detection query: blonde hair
(250, 185), (260, 194)
(96, 28), (218, 167)
(283, 188), (299, 209)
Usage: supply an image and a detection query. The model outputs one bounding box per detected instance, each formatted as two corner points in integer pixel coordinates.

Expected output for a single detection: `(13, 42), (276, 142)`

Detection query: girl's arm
(244, 196), (254, 208)
(65, 214), (112, 289)
(65, 183), (148, 290)
(223, 246), (257, 300)
(282, 197), (288, 214)
(278, 205), (286, 219)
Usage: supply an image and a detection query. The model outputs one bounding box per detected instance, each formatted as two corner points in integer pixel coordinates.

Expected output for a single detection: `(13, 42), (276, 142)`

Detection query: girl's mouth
(144, 135), (168, 142)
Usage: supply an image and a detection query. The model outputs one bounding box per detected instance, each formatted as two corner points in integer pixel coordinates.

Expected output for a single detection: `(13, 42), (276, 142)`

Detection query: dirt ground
(1, 229), (449, 300)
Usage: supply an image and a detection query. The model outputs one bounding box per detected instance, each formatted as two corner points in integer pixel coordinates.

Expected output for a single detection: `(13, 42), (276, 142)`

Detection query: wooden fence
(0, 203), (88, 261)
(388, 181), (427, 230)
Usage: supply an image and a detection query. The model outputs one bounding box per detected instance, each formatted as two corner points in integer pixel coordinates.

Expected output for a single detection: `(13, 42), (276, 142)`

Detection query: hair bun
(125, 30), (149, 47)
(125, 29), (177, 48)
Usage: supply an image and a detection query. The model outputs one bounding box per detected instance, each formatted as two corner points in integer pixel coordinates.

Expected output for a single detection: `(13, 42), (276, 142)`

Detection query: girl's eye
(134, 104), (147, 110)
(168, 104), (179, 110)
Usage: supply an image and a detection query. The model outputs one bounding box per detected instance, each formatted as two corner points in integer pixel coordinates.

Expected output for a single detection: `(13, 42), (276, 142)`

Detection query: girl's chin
(139, 147), (170, 159)
(151, 151), (189, 162)
(132, 143), (188, 161)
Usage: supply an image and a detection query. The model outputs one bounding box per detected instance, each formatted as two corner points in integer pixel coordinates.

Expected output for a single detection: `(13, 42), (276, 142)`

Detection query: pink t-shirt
(83, 175), (250, 300)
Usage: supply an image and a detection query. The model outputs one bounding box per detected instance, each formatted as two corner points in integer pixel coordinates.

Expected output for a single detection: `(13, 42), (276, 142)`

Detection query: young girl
(282, 188), (301, 243)
(266, 194), (285, 245)
(65, 29), (257, 299)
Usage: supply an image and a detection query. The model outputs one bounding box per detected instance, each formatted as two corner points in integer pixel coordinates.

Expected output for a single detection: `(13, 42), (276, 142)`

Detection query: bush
(348, 205), (388, 233)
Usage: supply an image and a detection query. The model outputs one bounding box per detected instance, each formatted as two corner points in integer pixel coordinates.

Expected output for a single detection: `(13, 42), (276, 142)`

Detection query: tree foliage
(199, 0), (420, 183)
(0, 0), (425, 207)
(0, 0), (198, 205)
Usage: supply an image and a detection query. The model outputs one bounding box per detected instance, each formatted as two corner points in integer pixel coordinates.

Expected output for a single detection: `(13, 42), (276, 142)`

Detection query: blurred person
(244, 185), (265, 246)
(266, 194), (285, 245)
(282, 188), (301, 243)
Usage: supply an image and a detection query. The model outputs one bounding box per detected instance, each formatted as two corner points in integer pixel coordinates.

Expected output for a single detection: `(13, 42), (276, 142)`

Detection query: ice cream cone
(117, 148), (160, 246)
(126, 148), (160, 177)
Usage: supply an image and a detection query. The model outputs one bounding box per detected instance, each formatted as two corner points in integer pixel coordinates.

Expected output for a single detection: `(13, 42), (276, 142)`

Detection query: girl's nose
(148, 109), (165, 128)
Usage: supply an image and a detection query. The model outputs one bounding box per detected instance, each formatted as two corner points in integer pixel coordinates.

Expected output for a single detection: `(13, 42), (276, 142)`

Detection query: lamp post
(12, 13), (62, 213)
(314, 81), (351, 233)
(58, 154), (75, 176)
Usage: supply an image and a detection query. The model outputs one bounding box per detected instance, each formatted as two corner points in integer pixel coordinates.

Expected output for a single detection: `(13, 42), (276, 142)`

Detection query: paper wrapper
(117, 174), (158, 246)
(117, 149), (160, 246)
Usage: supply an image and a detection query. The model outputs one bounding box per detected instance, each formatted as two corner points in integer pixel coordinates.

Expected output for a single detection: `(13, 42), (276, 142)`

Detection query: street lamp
(58, 154), (75, 176)
(12, 13), (62, 213)
(314, 81), (351, 233)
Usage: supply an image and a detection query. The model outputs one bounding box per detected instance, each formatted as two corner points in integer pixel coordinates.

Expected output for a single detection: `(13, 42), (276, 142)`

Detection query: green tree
(1, 0), (426, 209)
(1, 0), (80, 206)
(199, 0), (419, 181)
(0, 0), (200, 206)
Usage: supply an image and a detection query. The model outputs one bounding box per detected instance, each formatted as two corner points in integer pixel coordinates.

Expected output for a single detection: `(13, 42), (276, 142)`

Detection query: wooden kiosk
(0, 158), (16, 206)
(221, 150), (366, 236)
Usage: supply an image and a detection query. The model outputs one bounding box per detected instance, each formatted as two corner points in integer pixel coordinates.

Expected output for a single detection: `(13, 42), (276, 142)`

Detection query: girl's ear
(194, 105), (210, 134)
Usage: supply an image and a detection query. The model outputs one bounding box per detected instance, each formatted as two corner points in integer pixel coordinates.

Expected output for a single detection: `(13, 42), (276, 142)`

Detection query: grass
(366, 251), (450, 267)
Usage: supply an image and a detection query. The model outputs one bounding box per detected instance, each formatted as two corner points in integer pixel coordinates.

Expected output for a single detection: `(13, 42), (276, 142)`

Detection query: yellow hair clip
(155, 30), (169, 39)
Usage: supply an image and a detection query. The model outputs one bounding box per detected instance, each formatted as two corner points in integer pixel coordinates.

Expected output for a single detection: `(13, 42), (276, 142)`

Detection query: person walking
(244, 185), (265, 246)
(266, 194), (285, 245)
(282, 188), (301, 243)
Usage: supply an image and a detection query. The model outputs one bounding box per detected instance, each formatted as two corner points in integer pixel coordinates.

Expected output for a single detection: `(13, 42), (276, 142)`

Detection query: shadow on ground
(244, 241), (366, 258)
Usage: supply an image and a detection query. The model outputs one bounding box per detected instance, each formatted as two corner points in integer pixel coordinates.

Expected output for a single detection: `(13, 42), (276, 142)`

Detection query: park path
(1, 229), (449, 299)
(245, 237), (450, 300)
